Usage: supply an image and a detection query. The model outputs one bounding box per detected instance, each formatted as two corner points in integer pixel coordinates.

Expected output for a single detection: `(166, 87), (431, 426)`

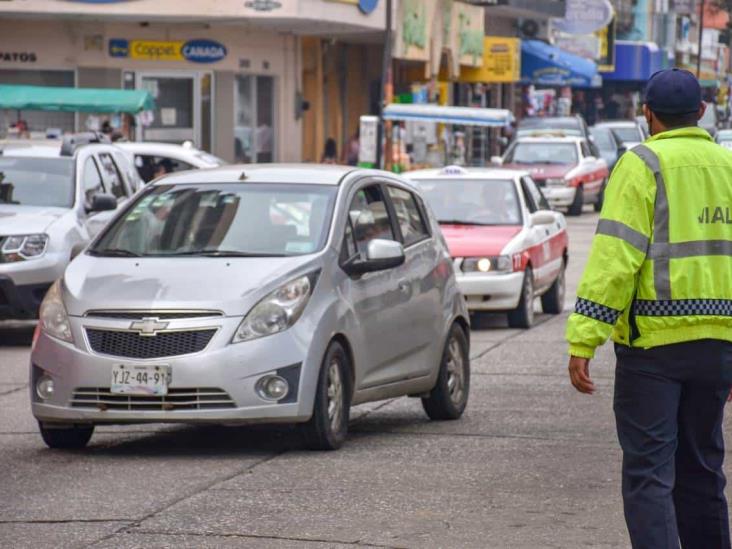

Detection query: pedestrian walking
(566, 68), (732, 549)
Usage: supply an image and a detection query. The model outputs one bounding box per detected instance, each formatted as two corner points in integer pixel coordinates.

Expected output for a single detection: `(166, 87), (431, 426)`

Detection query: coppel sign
(109, 39), (227, 63)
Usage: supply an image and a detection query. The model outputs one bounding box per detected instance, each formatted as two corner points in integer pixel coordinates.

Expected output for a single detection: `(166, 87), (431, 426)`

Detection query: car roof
(116, 142), (203, 154)
(404, 166), (528, 180)
(513, 136), (583, 143)
(152, 163), (360, 185)
(596, 120), (638, 128)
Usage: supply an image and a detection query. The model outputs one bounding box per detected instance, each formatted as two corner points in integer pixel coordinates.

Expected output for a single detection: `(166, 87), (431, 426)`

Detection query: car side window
(386, 185), (430, 246)
(98, 153), (126, 199)
(348, 185), (396, 258)
(82, 157), (105, 205)
(523, 176), (550, 211)
(135, 155), (195, 183)
(580, 141), (591, 158)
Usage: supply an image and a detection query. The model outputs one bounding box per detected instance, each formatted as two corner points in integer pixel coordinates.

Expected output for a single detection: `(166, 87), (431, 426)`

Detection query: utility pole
(378, 0), (393, 170)
(697, 0), (706, 78)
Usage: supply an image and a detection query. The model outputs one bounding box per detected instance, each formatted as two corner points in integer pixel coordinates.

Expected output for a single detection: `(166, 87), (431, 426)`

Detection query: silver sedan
(30, 164), (470, 450)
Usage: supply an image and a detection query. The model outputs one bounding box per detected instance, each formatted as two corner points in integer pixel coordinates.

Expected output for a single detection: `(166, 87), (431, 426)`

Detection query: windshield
(504, 142), (578, 165)
(0, 157), (74, 208)
(610, 126), (642, 144)
(590, 128), (615, 151)
(414, 178), (522, 226)
(92, 183), (337, 257)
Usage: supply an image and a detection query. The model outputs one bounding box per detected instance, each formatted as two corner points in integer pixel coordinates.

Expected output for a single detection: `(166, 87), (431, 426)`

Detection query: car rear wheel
(507, 268), (535, 328)
(567, 185), (584, 216)
(39, 423), (94, 449)
(541, 260), (566, 315)
(593, 180), (606, 212)
(300, 341), (350, 451)
(422, 323), (470, 420)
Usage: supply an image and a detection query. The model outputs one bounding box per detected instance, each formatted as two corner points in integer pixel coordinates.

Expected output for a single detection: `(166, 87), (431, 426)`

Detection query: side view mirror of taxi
(530, 211), (556, 227)
(70, 242), (87, 260)
(343, 239), (405, 276)
(88, 193), (117, 213)
(490, 156), (503, 165)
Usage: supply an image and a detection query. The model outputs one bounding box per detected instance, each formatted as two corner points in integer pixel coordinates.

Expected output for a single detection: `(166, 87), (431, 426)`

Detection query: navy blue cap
(644, 68), (702, 114)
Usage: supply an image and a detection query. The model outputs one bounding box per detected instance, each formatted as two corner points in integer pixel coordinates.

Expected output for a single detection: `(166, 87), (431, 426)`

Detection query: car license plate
(110, 364), (170, 396)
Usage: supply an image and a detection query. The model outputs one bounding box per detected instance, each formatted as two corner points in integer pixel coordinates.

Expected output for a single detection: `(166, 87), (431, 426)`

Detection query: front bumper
(30, 316), (320, 426)
(542, 186), (577, 208)
(0, 276), (51, 320)
(457, 271), (524, 311)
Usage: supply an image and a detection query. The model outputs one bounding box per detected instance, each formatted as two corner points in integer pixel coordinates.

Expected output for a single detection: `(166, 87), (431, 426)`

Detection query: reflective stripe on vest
(596, 219), (649, 253)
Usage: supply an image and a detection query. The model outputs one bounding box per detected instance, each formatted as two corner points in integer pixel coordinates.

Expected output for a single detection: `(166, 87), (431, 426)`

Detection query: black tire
(593, 180), (606, 212)
(39, 423), (94, 449)
(422, 323), (470, 420)
(300, 341), (350, 451)
(507, 268), (535, 328)
(541, 260), (566, 315)
(567, 185), (584, 216)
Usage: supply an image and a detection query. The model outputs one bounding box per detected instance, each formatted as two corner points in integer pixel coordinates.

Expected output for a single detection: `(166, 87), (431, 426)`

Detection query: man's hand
(568, 356), (595, 394)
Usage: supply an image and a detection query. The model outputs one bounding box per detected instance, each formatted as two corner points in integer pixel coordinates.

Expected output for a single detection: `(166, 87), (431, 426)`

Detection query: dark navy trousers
(614, 340), (732, 549)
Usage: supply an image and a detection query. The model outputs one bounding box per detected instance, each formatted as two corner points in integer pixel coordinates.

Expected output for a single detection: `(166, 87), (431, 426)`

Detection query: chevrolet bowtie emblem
(129, 317), (169, 337)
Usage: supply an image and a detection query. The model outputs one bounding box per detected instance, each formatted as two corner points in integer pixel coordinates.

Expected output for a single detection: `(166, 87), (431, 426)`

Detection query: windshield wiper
(163, 250), (287, 257)
(89, 248), (141, 257)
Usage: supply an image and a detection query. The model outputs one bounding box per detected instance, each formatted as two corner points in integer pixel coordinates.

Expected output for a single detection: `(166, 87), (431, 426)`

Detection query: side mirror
(343, 239), (405, 275)
(490, 156), (503, 166)
(530, 210), (556, 227)
(88, 193), (117, 213)
(70, 242), (87, 260)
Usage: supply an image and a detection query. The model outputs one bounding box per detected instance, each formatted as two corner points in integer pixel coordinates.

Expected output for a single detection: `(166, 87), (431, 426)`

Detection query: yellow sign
(129, 40), (184, 62)
(459, 37), (520, 83)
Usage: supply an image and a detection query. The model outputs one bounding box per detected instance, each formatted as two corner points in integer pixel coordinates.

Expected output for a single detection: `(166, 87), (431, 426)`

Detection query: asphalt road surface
(2, 210), (729, 548)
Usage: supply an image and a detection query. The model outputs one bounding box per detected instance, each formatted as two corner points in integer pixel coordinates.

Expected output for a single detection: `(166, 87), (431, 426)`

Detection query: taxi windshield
(0, 157), (75, 208)
(504, 142), (578, 165)
(91, 182), (337, 257)
(414, 178), (522, 226)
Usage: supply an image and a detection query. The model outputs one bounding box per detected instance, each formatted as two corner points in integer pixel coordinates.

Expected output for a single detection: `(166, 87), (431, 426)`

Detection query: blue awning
(520, 40), (600, 88)
(601, 41), (663, 81)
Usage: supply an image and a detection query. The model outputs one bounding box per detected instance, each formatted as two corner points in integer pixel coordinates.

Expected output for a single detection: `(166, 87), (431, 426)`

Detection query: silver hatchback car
(31, 165), (470, 450)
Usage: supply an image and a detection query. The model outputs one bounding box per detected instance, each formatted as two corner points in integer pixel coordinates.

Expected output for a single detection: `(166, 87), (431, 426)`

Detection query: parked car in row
(405, 165), (568, 328)
(0, 133), (139, 322)
(31, 164), (471, 451)
(594, 120), (645, 150)
(496, 136), (608, 216)
(117, 142), (226, 183)
(590, 125), (626, 172)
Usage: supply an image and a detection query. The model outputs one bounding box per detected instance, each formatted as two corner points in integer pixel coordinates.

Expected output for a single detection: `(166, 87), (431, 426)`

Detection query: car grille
(70, 387), (236, 411)
(86, 329), (217, 359)
(85, 310), (223, 320)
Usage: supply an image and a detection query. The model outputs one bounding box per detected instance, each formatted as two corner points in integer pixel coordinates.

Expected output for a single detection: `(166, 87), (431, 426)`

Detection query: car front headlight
(1, 234), (49, 262)
(232, 274), (317, 343)
(544, 178), (567, 187)
(39, 280), (73, 343)
(462, 256), (512, 273)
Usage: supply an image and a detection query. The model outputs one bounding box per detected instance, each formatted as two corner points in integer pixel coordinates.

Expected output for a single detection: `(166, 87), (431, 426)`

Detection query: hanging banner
(446, 1), (484, 77)
(459, 37), (520, 83)
(393, 0), (437, 63)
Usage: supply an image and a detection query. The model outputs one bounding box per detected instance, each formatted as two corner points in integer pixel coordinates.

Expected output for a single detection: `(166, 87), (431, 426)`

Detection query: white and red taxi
(405, 166), (568, 328)
(498, 136), (608, 216)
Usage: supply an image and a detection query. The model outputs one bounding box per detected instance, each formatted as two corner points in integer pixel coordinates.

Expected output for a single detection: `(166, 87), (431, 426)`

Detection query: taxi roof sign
(440, 165), (469, 176)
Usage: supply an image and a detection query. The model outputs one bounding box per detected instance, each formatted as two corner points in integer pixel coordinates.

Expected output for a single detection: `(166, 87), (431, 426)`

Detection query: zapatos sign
(108, 39), (227, 63)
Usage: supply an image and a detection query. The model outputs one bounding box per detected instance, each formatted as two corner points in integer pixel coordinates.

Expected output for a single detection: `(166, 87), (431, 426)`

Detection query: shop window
(235, 75), (275, 163)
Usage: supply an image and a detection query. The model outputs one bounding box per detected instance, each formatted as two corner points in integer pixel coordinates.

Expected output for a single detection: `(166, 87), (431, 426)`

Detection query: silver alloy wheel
(326, 359), (344, 432)
(446, 336), (466, 406)
(524, 273), (535, 324)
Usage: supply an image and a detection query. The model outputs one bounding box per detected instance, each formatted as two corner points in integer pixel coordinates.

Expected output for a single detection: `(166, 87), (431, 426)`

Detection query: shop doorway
(135, 72), (202, 146)
(235, 75), (275, 163)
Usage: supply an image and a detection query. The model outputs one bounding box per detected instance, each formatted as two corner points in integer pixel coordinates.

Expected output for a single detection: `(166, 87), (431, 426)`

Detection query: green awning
(0, 84), (155, 114)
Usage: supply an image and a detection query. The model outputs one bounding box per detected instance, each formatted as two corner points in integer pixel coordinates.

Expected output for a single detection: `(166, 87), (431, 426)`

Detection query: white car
(594, 120), (646, 149)
(500, 136), (609, 216)
(405, 166), (569, 328)
(116, 142), (226, 183)
(0, 134), (138, 322)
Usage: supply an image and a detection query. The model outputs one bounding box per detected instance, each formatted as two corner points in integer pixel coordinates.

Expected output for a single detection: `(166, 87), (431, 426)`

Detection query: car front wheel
(39, 423), (94, 449)
(507, 268), (535, 328)
(300, 341), (350, 451)
(422, 323), (470, 420)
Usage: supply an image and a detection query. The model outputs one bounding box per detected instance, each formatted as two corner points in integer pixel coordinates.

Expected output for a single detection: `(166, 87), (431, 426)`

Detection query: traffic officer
(566, 68), (732, 549)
